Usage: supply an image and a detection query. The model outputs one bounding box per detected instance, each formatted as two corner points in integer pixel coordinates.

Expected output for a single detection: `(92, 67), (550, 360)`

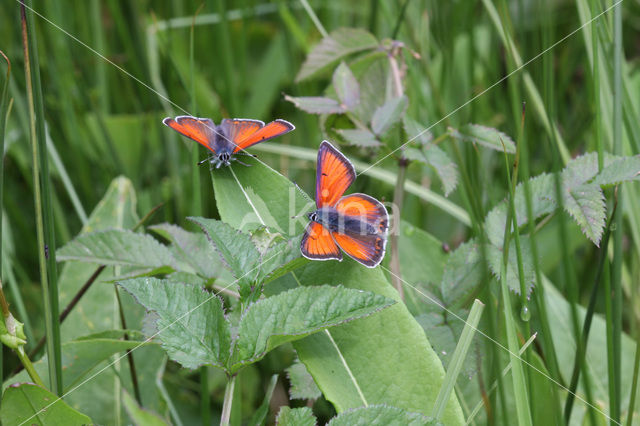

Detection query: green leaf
(296, 28), (379, 82)
(562, 183), (606, 245)
(371, 95), (408, 136)
(351, 51), (390, 123)
(327, 405), (438, 426)
(276, 406), (317, 426)
(404, 147), (458, 196)
(117, 277), (231, 371)
(284, 94), (346, 114)
(440, 240), (483, 307)
(233, 285), (395, 370)
(122, 390), (169, 426)
(333, 62), (360, 110)
(0, 383), (92, 425)
(57, 229), (177, 274)
(0, 312), (27, 349)
(149, 223), (223, 278)
(403, 116), (434, 145)
(189, 217), (261, 285)
(593, 155), (640, 187)
(449, 124), (516, 153)
(258, 234), (308, 285)
(486, 236), (535, 295)
(3, 334), (148, 391)
(337, 128), (382, 148)
(286, 359), (321, 400)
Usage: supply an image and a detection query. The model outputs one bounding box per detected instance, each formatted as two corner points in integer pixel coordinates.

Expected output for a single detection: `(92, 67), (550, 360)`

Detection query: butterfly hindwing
(334, 193), (389, 234)
(316, 141), (356, 208)
(163, 116), (217, 152)
(300, 221), (342, 261)
(332, 232), (386, 268)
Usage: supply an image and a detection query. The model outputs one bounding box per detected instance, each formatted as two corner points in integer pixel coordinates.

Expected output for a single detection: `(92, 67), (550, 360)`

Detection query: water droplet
(520, 305), (531, 322)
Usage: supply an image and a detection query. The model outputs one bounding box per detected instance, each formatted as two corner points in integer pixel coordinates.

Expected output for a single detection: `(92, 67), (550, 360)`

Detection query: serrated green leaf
(122, 390), (169, 426)
(327, 405), (438, 426)
(440, 240), (483, 307)
(404, 146), (458, 196)
(593, 154), (640, 187)
(150, 223), (222, 278)
(259, 235), (308, 284)
(276, 406), (317, 426)
(337, 128), (381, 148)
(449, 124), (516, 153)
(286, 359), (322, 400)
(333, 62), (360, 110)
(351, 51), (390, 123)
(57, 229), (177, 273)
(563, 183), (606, 245)
(233, 285), (395, 370)
(403, 116), (434, 145)
(296, 28), (378, 82)
(117, 277), (231, 371)
(486, 236), (535, 295)
(371, 96), (408, 136)
(0, 383), (92, 425)
(3, 334), (148, 391)
(189, 217), (261, 284)
(285, 94), (346, 114)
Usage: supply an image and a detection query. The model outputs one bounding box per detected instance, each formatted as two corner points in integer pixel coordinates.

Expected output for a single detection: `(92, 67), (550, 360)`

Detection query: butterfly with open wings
(163, 116), (294, 168)
(301, 141), (389, 268)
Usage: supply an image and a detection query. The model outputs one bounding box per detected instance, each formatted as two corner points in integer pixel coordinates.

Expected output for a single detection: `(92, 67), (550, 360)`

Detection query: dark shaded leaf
(248, 375), (279, 426)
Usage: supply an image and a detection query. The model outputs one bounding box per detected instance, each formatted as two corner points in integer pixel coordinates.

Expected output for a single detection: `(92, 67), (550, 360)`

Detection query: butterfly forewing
(163, 116), (217, 152)
(231, 119), (295, 153)
(301, 221), (342, 261)
(315, 141), (356, 208)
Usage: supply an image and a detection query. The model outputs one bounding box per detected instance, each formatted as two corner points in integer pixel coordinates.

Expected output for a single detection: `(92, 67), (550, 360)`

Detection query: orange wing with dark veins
(221, 119), (294, 153)
(332, 232), (386, 268)
(316, 141), (356, 208)
(300, 222), (342, 261)
(334, 193), (389, 234)
(163, 116), (217, 152)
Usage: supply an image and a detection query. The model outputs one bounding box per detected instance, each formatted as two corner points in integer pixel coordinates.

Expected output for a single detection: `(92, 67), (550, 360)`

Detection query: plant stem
(0, 47), (10, 399)
(21, 1), (62, 395)
(115, 286), (142, 405)
(390, 158), (407, 300)
(220, 375), (237, 426)
(16, 347), (45, 388)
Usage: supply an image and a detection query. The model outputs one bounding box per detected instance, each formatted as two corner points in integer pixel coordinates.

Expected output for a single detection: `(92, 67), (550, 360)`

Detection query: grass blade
(432, 299), (484, 421)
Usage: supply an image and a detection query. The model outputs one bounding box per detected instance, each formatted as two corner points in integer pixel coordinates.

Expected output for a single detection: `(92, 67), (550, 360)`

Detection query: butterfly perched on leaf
(301, 141), (388, 268)
(163, 116), (294, 168)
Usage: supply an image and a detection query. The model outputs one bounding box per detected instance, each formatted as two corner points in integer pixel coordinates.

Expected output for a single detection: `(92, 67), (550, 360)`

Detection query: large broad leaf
(3, 333), (148, 391)
(55, 177), (166, 424)
(284, 95), (346, 114)
(296, 28), (379, 82)
(276, 406), (316, 426)
(449, 124), (516, 153)
(58, 229), (177, 275)
(232, 285), (395, 371)
(117, 277), (231, 371)
(332, 62), (360, 110)
(212, 157), (464, 423)
(149, 223), (222, 278)
(0, 383), (92, 425)
(327, 405), (438, 426)
(371, 96), (408, 136)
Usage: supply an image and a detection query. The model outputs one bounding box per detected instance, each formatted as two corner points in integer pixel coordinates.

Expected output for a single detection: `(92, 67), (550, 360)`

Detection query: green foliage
(286, 359), (321, 400)
(117, 277), (231, 371)
(327, 405), (439, 426)
(122, 390), (169, 426)
(449, 124), (516, 153)
(233, 285), (395, 370)
(371, 96), (408, 136)
(276, 406), (317, 426)
(0, 383), (92, 425)
(0, 312), (26, 349)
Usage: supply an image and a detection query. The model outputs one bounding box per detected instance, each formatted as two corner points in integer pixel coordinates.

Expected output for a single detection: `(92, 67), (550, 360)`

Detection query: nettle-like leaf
(449, 124), (516, 153)
(371, 95), (408, 136)
(149, 223), (222, 278)
(333, 62), (360, 110)
(338, 128), (381, 148)
(593, 155), (640, 187)
(486, 236), (535, 295)
(258, 234), (307, 284)
(189, 217), (261, 286)
(276, 406), (317, 426)
(440, 241), (483, 307)
(286, 359), (322, 400)
(284, 95), (346, 115)
(57, 229), (177, 276)
(1, 383), (93, 425)
(327, 405), (439, 426)
(296, 28), (379, 82)
(563, 183), (606, 244)
(117, 277), (231, 371)
(232, 285), (395, 371)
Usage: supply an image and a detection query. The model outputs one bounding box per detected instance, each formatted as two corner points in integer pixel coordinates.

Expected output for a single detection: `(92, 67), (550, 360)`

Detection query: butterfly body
(163, 116), (294, 168)
(301, 141), (388, 268)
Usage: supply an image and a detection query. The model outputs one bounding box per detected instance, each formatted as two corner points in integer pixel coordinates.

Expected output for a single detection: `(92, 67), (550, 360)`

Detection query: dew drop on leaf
(520, 305), (531, 322)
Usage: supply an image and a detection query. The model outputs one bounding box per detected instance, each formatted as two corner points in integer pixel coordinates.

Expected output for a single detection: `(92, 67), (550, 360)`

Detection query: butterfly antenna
(197, 158), (209, 166)
(235, 158), (251, 167)
(236, 151), (257, 158)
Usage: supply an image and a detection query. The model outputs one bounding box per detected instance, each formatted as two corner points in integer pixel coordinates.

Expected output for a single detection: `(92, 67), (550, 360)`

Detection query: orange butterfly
(163, 116), (294, 168)
(301, 141), (388, 268)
